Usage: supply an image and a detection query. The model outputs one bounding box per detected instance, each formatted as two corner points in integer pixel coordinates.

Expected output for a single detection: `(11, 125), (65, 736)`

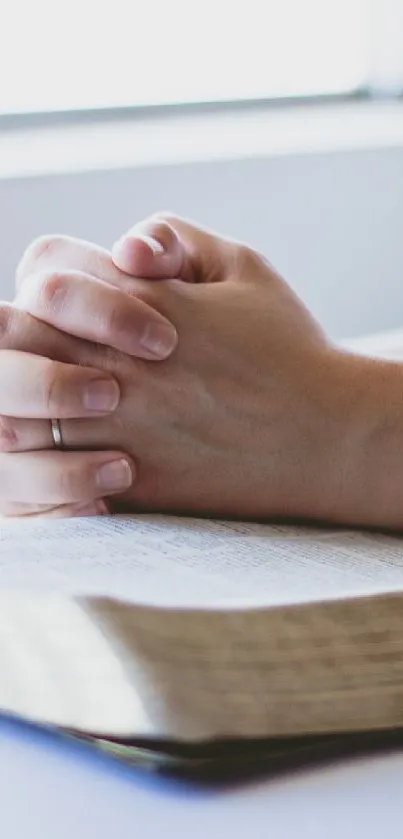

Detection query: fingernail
(137, 234), (165, 256)
(140, 322), (178, 359)
(114, 234), (165, 258)
(83, 378), (120, 412)
(96, 458), (133, 492)
(73, 500), (109, 517)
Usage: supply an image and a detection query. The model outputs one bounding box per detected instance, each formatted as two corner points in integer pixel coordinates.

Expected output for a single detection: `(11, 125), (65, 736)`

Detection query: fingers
(16, 234), (126, 292)
(15, 269), (178, 361)
(0, 416), (64, 453)
(40, 500), (109, 518)
(15, 233), (176, 297)
(0, 351), (120, 419)
(0, 301), (91, 363)
(112, 213), (229, 284)
(0, 451), (134, 504)
(1, 499), (110, 519)
(112, 217), (194, 281)
(16, 218), (234, 300)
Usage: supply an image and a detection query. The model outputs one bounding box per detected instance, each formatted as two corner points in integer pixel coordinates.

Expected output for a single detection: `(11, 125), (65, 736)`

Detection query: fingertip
(112, 220), (183, 279)
(95, 456), (135, 494)
(112, 234), (157, 275)
(72, 499), (110, 517)
(139, 320), (178, 360)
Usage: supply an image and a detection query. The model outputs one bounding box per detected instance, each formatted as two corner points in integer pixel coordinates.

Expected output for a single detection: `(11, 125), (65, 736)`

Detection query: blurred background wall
(1, 143), (403, 340)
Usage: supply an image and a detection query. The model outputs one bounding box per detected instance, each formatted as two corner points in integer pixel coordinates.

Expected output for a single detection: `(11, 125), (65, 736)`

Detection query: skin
(0, 225), (179, 517)
(4, 214), (403, 530)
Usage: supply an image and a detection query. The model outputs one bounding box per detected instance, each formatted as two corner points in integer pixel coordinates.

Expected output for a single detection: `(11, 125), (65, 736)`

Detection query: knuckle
(37, 271), (69, 314)
(0, 417), (18, 452)
(27, 233), (65, 261)
(40, 359), (64, 414)
(234, 242), (266, 277)
(236, 242), (255, 264)
(16, 234), (68, 286)
(0, 303), (13, 345)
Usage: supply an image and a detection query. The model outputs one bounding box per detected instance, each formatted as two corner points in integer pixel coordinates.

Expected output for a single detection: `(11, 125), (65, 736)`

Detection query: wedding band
(51, 418), (64, 450)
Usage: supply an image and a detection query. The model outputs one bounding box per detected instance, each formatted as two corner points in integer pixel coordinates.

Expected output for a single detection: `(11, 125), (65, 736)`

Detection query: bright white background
(1, 0), (403, 340)
(0, 0), (368, 113)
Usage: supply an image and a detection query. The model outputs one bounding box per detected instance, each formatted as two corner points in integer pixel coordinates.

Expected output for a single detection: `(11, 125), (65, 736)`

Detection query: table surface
(3, 716), (403, 839)
(3, 328), (403, 839)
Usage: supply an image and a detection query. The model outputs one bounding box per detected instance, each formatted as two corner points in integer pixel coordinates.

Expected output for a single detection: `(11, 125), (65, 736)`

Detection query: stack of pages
(2, 514), (403, 775)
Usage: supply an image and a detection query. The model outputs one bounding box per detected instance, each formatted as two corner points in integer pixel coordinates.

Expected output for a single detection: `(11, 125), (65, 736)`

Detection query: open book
(3, 513), (403, 769)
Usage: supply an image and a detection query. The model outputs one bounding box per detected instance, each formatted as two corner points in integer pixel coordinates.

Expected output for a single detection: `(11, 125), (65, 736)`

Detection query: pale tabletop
(345, 327), (403, 358)
(3, 328), (403, 839)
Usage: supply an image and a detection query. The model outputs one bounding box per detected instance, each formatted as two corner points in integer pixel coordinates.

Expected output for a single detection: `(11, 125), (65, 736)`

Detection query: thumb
(112, 214), (227, 284)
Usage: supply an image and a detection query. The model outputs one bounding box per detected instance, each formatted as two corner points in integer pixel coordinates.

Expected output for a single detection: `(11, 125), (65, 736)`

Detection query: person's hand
(15, 233), (178, 359)
(0, 232), (181, 519)
(0, 306), (137, 519)
(12, 215), (379, 526)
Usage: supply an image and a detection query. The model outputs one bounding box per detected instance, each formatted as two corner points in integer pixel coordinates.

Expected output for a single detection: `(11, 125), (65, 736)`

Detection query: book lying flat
(2, 514), (403, 754)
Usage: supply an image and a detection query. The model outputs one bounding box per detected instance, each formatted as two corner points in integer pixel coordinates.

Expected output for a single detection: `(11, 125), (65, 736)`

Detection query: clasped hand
(0, 214), (367, 524)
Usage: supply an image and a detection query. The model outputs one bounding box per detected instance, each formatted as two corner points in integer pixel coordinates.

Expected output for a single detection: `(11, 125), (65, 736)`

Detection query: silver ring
(51, 418), (64, 450)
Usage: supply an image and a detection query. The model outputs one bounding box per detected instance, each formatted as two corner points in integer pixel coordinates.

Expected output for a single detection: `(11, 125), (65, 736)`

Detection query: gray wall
(1, 145), (403, 339)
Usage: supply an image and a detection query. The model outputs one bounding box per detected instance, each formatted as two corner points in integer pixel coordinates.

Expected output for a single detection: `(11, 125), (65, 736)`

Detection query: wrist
(314, 350), (403, 530)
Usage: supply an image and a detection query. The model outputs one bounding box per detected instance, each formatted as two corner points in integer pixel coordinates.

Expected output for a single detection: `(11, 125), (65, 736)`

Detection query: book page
(2, 514), (403, 607)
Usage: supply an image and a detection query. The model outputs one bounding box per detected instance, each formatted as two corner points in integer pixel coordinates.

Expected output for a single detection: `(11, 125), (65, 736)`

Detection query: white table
(3, 328), (403, 839)
(2, 715), (403, 839)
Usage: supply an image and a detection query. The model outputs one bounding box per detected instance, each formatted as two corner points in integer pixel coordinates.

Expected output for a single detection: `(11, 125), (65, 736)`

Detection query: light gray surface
(3, 143), (403, 340)
(1, 716), (403, 839)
